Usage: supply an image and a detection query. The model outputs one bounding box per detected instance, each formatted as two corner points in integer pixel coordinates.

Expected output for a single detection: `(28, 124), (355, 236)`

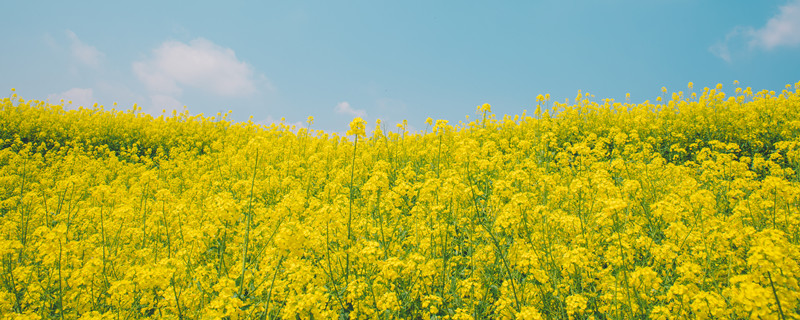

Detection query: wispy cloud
(133, 38), (258, 97)
(47, 87), (95, 108)
(711, 0), (800, 62)
(709, 27), (750, 63)
(66, 30), (104, 68)
(334, 101), (367, 118)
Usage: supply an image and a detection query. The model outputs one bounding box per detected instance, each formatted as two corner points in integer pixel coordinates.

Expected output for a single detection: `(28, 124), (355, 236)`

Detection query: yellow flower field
(1, 82), (799, 319)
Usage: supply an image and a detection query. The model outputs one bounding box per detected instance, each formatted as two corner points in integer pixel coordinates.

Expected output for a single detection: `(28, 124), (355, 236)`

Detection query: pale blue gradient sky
(3, 1), (800, 133)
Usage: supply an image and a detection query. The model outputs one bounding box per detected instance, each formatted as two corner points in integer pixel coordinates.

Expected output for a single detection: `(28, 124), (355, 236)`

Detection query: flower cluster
(1, 81), (799, 319)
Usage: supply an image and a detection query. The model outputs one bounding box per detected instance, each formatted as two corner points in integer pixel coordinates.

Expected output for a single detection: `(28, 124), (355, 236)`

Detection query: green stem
(58, 240), (65, 320)
(377, 190), (388, 260)
(767, 272), (786, 320)
(239, 150), (259, 298)
(346, 135), (358, 283)
(263, 256), (285, 319)
(325, 221), (347, 315)
(171, 275), (184, 320)
(465, 162), (521, 312)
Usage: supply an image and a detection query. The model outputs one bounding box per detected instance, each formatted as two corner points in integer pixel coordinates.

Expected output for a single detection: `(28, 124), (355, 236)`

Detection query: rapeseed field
(1, 83), (799, 319)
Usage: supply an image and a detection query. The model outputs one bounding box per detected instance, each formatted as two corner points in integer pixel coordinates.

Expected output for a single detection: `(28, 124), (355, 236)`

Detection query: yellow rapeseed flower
(347, 116), (367, 138)
(1, 82), (799, 319)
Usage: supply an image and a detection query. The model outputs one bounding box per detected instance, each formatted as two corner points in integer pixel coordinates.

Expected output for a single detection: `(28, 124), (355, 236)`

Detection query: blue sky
(3, 1), (800, 133)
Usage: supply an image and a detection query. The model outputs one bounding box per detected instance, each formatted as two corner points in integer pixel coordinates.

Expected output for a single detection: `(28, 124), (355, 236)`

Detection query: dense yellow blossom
(1, 82), (800, 319)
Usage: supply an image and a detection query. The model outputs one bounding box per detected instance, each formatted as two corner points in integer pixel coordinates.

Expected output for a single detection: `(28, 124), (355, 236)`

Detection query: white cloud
(711, 0), (800, 62)
(334, 101), (367, 118)
(47, 88), (95, 108)
(750, 0), (800, 49)
(66, 30), (104, 68)
(133, 38), (257, 96)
